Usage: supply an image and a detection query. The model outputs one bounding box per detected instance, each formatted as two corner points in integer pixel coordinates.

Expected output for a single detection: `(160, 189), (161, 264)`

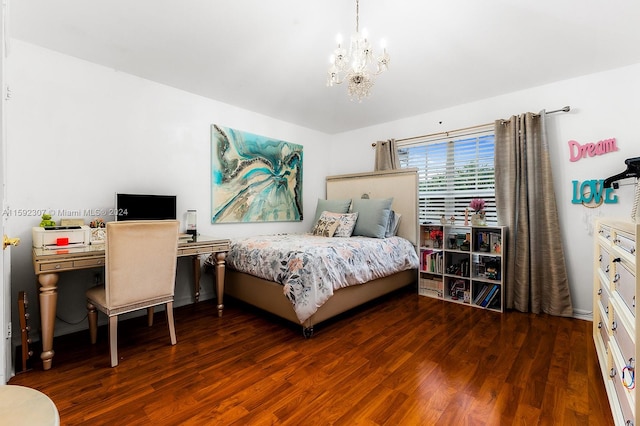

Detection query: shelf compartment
(444, 277), (470, 304)
(445, 251), (471, 278)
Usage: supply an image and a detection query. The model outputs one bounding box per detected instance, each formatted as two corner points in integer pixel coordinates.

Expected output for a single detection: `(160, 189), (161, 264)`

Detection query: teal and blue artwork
(211, 125), (303, 223)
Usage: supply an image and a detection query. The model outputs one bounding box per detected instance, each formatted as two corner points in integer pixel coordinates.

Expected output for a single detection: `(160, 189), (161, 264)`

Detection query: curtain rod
(372, 106), (571, 147)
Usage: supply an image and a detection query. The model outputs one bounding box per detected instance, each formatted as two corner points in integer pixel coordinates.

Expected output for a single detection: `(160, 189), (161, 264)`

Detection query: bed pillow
(351, 198), (393, 238)
(320, 211), (359, 237)
(312, 198), (352, 230)
(385, 211), (402, 238)
(311, 211), (341, 237)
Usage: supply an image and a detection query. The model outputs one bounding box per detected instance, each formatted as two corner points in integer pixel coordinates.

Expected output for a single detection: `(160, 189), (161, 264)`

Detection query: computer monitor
(115, 193), (177, 221)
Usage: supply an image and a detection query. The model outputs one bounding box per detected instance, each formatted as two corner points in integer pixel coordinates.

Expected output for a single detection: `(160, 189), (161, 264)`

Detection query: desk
(32, 235), (230, 370)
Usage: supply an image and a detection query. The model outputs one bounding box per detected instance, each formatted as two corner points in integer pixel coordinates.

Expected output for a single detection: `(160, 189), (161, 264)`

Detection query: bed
(222, 169), (419, 337)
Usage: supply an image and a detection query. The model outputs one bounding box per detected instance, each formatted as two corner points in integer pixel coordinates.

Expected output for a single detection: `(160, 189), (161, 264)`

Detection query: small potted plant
(429, 229), (443, 248)
(469, 198), (487, 226)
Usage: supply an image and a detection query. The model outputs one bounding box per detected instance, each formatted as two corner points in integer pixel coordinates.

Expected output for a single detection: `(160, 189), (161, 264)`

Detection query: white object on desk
(0, 385), (60, 425)
(32, 226), (91, 248)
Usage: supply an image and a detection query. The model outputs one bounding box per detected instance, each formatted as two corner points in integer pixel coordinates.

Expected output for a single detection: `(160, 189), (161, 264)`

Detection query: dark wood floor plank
(8, 287), (614, 425)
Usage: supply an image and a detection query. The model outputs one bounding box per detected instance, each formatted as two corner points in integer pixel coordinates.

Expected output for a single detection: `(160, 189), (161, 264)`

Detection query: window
(398, 127), (496, 225)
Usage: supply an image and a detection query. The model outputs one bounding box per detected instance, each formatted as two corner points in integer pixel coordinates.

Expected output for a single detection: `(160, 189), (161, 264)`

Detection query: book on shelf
(486, 287), (501, 309)
(480, 284), (499, 307)
(489, 233), (502, 254)
(473, 284), (490, 305)
(420, 249), (443, 274)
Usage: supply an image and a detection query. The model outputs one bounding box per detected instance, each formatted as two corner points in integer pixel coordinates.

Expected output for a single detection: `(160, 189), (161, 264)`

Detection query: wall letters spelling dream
(568, 138), (618, 162)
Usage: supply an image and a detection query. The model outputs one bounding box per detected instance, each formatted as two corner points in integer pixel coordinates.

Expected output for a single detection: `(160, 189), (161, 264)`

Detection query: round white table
(0, 385), (60, 425)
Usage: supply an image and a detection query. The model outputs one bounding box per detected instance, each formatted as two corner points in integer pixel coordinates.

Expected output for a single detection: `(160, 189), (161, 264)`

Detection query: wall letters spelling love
(568, 138), (618, 162)
(571, 180), (618, 207)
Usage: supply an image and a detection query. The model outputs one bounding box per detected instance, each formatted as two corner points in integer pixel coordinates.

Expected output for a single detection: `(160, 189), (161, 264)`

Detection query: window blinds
(397, 127), (496, 225)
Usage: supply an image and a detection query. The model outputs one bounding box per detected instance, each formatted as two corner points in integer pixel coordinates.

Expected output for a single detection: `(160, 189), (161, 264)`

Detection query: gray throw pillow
(351, 198), (393, 238)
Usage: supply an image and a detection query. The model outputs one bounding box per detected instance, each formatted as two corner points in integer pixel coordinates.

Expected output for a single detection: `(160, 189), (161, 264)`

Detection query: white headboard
(325, 169), (418, 246)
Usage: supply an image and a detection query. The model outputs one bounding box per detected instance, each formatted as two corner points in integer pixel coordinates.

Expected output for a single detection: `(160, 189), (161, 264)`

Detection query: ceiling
(10, 0), (640, 134)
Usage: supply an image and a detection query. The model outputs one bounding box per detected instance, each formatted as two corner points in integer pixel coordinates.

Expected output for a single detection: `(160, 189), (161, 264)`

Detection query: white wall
(7, 39), (640, 349)
(7, 40), (330, 340)
(329, 63), (640, 316)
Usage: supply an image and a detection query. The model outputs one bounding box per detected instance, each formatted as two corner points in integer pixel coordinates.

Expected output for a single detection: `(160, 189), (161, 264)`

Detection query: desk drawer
(74, 258), (104, 268)
(39, 261), (73, 272)
(180, 247), (213, 256)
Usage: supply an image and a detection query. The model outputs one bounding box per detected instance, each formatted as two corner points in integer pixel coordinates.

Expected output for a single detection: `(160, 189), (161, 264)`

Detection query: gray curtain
(494, 111), (573, 316)
(374, 139), (399, 171)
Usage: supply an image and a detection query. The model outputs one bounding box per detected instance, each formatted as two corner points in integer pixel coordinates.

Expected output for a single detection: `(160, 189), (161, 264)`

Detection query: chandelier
(326, 0), (390, 102)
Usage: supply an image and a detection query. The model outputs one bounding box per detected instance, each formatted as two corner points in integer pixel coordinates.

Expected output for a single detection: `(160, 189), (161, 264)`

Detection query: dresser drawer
(595, 302), (610, 348)
(611, 352), (635, 426)
(614, 231), (636, 257)
(613, 260), (636, 315)
(597, 276), (611, 310)
(611, 309), (635, 366)
(599, 224), (612, 242)
(598, 244), (611, 276)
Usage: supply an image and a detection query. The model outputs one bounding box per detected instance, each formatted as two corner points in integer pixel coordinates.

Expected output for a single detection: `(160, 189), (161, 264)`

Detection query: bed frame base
(225, 268), (417, 337)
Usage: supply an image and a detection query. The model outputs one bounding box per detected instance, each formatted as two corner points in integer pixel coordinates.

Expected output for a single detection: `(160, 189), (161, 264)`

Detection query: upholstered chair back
(105, 220), (179, 313)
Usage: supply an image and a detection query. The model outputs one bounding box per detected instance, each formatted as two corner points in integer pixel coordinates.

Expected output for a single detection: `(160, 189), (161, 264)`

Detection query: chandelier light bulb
(325, 0), (390, 101)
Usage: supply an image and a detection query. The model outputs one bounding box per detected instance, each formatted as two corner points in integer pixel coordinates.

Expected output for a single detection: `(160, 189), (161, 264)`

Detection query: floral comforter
(226, 233), (419, 323)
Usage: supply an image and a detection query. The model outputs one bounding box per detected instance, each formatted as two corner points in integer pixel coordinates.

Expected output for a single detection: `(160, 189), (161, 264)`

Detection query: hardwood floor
(9, 287), (613, 425)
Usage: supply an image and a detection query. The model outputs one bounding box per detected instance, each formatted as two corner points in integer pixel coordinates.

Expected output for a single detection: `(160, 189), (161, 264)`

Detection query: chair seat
(86, 285), (173, 317)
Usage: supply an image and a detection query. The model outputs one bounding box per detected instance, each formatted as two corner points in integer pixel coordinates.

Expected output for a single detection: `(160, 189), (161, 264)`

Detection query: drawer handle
(599, 254), (602, 262)
(612, 321), (617, 331)
(605, 265), (610, 273)
(606, 306), (609, 314)
(598, 321), (603, 329)
(610, 367), (617, 378)
(632, 246), (636, 254)
(625, 420), (633, 426)
(634, 296), (636, 308)
(598, 288), (602, 296)
(55, 264), (61, 269)
(613, 257), (621, 263)
(613, 273), (620, 283)
(622, 359), (636, 391)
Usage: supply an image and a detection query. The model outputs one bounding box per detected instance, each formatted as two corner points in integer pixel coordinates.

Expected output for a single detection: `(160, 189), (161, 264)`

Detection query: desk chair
(86, 220), (180, 367)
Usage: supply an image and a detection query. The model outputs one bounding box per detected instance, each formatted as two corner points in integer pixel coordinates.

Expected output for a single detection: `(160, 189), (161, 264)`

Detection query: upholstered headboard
(325, 169), (418, 246)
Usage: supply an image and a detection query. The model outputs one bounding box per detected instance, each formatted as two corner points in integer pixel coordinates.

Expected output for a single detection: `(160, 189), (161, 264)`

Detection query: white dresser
(594, 218), (639, 426)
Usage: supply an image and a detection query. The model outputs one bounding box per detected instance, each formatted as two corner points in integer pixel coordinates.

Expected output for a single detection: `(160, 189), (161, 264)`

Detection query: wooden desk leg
(193, 255), (201, 303)
(214, 252), (226, 317)
(37, 273), (59, 371)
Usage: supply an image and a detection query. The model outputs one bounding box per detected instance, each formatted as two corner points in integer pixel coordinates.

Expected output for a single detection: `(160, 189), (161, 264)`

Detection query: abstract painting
(211, 125), (303, 223)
